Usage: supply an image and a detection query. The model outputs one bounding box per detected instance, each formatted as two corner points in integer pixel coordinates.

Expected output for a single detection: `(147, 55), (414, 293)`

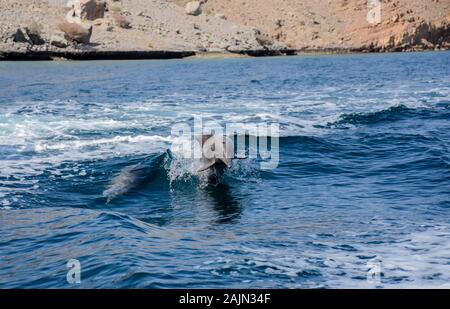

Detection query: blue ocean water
(0, 52), (449, 288)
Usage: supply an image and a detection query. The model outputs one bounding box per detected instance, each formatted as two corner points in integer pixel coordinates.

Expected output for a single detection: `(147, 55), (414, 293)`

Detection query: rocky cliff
(200, 0), (450, 52)
(0, 0), (449, 60)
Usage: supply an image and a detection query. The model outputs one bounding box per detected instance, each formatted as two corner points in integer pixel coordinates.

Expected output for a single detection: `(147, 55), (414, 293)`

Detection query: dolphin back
(103, 151), (170, 203)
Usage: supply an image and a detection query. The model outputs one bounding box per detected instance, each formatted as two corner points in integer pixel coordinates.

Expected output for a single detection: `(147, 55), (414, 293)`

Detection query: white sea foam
(34, 135), (172, 152)
(196, 224), (450, 288)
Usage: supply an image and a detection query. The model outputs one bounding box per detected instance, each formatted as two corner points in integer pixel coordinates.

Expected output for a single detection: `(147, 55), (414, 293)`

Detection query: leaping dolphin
(103, 135), (236, 203)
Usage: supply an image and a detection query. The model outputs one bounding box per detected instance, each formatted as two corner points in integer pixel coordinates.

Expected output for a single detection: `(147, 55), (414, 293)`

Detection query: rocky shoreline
(0, 0), (449, 61)
(0, 48), (300, 61)
(0, 0), (292, 61)
(2, 46), (446, 62)
(0, 49), (194, 60)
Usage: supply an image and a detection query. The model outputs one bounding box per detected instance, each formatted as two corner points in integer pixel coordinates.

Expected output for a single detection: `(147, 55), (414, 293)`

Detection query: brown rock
(50, 30), (68, 48)
(185, 1), (202, 16)
(78, 0), (106, 21)
(58, 21), (93, 44)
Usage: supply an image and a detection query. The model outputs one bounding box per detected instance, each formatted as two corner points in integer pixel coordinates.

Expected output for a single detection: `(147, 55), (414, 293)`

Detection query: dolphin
(196, 134), (234, 185)
(103, 151), (170, 204)
(102, 135), (235, 203)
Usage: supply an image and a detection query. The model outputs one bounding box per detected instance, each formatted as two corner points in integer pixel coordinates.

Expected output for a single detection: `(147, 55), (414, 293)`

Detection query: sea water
(0, 52), (449, 288)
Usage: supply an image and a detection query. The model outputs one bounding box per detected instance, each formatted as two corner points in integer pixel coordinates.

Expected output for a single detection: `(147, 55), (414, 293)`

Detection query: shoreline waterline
(1, 48), (448, 61)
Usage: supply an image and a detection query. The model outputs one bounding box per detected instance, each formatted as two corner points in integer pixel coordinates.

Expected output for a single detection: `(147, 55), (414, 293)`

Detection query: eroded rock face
(374, 15), (450, 52)
(185, 1), (202, 16)
(202, 0), (450, 52)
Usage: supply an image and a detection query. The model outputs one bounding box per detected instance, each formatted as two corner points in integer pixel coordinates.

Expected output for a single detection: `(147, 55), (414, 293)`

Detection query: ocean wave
(329, 104), (423, 127)
(325, 105), (448, 132)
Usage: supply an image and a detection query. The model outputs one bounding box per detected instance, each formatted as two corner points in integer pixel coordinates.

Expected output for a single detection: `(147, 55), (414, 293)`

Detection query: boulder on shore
(25, 23), (45, 45)
(50, 30), (68, 48)
(185, 1), (202, 16)
(12, 29), (29, 43)
(58, 21), (93, 44)
(68, 0), (106, 21)
(12, 25), (45, 46)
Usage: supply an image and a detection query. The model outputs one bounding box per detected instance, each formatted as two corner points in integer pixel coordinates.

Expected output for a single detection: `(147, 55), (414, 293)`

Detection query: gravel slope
(0, 0), (287, 59)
